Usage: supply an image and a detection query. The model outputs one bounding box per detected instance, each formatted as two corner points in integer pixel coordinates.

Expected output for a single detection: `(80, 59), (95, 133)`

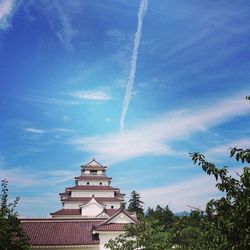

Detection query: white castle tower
(51, 159), (126, 218)
(21, 159), (137, 250)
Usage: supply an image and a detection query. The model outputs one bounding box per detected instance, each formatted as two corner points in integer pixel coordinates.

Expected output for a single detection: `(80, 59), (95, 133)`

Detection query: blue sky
(0, 0), (250, 217)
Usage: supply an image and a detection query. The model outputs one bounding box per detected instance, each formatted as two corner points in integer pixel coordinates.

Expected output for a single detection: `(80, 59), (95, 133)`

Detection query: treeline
(106, 148), (250, 250)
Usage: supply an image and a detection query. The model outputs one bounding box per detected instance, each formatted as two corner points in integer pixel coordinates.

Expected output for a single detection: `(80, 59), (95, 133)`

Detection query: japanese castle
(21, 159), (137, 250)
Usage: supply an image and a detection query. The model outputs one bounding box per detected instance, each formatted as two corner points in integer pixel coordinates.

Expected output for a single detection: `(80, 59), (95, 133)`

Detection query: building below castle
(21, 159), (137, 250)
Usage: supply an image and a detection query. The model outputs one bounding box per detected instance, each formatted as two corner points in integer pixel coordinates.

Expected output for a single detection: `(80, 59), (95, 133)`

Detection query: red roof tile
(81, 159), (107, 170)
(68, 185), (117, 191)
(104, 209), (138, 224)
(75, 175), (112, 180)
(94, 223), (127, 232)
(61, 197), (123, 203)
(51, 209), (81, 216)
(21, 220), (100, 246)
(51, 208), (121, 217)
(104, 209), (120, 217)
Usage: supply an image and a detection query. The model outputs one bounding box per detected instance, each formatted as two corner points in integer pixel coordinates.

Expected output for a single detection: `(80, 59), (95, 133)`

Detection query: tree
(106, 149), (250, 250)
(127, 191), (144, 217)
(0, 179), (30, 250)
(170, 210), (205, 249)
(190, 150), (250, 249)
(104, 217), (171, 250)
(145, 205), (175, 229)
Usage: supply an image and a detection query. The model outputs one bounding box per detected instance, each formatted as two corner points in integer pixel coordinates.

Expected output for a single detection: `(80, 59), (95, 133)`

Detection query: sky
(0, 0), (250, 217)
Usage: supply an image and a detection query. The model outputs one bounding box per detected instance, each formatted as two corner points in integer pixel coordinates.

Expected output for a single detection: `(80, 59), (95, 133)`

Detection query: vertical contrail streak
(120, 0), (148, 133)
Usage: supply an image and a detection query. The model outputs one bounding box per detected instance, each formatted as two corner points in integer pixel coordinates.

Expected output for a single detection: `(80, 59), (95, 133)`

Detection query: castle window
(111, 205), (114, 209)
(87, 182), (89, 185)
(90, 170), (97, 175)
(99, 182), (102, 185)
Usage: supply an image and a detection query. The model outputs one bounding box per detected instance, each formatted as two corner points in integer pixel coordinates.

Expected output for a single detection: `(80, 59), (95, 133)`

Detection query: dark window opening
(87, 182), (89, 185)
(99, 182), (102, 185)
(111, 205), (114, 209)
(92, 233), (99, 241)
(90, 170), (97, 175)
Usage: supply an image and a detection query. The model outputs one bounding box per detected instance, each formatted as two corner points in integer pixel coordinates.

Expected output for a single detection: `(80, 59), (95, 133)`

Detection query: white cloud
(120, 0), (148, 132)
(71, 94), (250, 164)
(139, 175), (219, 211)
(206, 138), (250, 159)
(139, 166), (245, 212)
(70, 90), (111, 101)
(0, 164), (77, 188)
(50, 1), (77, 50)
(24, 128), (45, 134)
(18, 194), (60, 218)
(0, 167), (38, 187)
(107, 29), (126, 45)
(0, 0), (15, 29)
(52, 128), (74, 133)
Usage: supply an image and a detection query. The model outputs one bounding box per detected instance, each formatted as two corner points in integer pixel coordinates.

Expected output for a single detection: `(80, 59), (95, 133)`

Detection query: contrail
(120, 0), (148, 133)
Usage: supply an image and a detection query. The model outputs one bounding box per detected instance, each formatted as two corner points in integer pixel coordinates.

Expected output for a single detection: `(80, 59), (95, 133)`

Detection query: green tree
(190, 150), (250, 250)
(145, 205), (175, 229)
(127, 191), (144, 217)
(106, 149), (250, 250)
(104, 217), (172, 250)
(0, 179), (30, 250)
(170, 210), (205, 249)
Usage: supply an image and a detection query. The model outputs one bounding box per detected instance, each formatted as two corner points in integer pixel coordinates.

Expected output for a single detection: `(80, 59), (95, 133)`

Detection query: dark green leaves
(0, 179), (30, 250)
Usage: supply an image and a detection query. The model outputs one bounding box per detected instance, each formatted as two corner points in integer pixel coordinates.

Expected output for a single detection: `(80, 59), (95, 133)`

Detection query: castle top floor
(80, 158), (107, 176)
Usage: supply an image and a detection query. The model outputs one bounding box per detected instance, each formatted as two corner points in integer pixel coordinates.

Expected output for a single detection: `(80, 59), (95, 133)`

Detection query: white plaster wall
(71, 191), (114, 198)
(63, 203), (81, 209)
(78, 180), (109, 186)
(102, 202), (120, 209)
(109, 214), (134, 224)
(63, 201), (120, 210)
(99, 232), (123, 250)
(81, 203), (103, 217)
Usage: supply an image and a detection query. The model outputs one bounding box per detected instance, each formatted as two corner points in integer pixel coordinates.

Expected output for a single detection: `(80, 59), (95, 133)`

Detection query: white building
(22, 159), (137, 250)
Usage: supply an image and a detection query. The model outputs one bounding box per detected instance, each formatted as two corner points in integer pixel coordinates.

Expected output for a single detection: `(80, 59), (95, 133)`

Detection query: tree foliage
(190, 150), (250, 249)
(105, 217), (171, 250)
(0, 179), (30, 250)
(127, 190), (144, 217)
(145, 205), (175, 229)
(170, 210), (205, 249)
(106, 149), (249, 249)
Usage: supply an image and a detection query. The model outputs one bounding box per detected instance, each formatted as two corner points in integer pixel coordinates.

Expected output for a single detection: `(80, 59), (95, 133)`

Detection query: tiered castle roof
(51, 159), (125, 218)
(21, 159), (137, 250)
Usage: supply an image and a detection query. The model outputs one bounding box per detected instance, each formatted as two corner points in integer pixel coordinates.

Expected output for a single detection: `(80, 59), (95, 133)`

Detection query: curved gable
(81, 196), (105, 217)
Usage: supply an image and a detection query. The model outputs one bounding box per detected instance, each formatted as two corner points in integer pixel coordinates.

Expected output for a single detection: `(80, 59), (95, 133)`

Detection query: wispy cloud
(18, 194), (60, 218)
(0, 163), (77, 188)
(140, 175), (219, 211)
(0, 166), (38, 187)
(71, 94), (250, 164)
(38, 0), (79, 51)
(206, 138), (250, 159)
(139, 166), (245, 211)
(18, 93), (81, 106)
(53, 1), (77, 51)
(52, 128), (74, 133)
(120, 0), (148, 132)
(70, 90), (111, 101)
(24, 128), (45, 134)
(0, 0), (15, 29)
